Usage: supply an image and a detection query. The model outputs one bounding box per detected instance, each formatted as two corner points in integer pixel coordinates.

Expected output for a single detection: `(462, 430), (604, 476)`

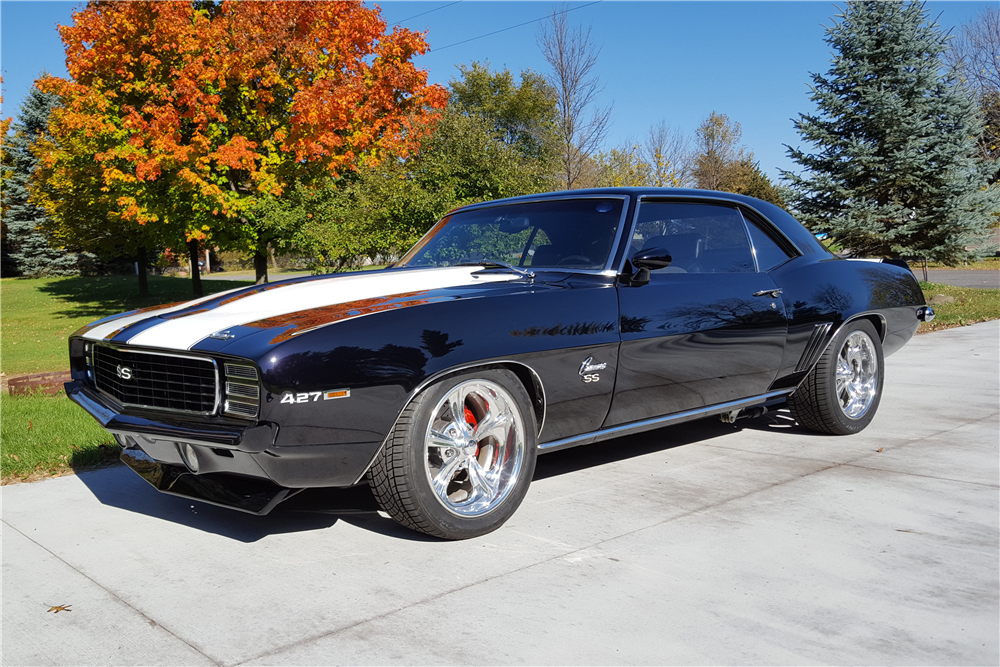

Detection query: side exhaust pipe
(719, 406), (768, 424)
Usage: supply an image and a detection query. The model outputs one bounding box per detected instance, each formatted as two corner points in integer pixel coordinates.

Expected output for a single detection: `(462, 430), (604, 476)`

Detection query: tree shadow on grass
(36, 275), (253, 321)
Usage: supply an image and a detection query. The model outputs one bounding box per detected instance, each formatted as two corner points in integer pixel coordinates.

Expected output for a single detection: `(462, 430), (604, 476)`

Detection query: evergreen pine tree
(783, 1), (1000, 265)
(1, 80), (86, 276)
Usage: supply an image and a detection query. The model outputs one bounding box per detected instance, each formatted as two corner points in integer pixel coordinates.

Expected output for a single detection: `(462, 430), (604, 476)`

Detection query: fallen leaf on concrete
(46, 605), (72, 613)
(877, 447), (884, 453)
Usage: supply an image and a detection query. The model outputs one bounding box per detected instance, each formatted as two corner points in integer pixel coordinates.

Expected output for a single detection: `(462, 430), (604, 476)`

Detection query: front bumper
(66, 381), (380, 514)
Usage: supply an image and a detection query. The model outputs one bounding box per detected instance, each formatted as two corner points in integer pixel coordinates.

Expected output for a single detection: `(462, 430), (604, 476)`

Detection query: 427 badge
(280, 389), (351, 404)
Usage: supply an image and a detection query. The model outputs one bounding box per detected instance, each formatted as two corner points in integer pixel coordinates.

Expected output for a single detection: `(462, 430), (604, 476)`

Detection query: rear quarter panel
(769, 256), (924, 388)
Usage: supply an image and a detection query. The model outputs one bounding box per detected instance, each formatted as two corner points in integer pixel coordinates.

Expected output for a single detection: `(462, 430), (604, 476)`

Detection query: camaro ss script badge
(116, 365), (133, 380)
(579, 356), (606, 383)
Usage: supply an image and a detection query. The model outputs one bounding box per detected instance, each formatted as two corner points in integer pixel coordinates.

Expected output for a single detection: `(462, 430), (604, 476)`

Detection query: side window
(744, 216), (793, 271)
(630, 202), (754, 273)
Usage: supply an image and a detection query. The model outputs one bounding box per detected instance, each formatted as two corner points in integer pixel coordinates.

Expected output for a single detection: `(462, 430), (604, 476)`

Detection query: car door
(604, 199), (789, 427)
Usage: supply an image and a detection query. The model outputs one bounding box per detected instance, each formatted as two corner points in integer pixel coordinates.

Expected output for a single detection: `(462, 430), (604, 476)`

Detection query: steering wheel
(557, 255), (591, 266)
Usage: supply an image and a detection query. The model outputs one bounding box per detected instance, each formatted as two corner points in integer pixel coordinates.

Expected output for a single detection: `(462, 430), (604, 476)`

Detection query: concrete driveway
(3, 322), (997, 666)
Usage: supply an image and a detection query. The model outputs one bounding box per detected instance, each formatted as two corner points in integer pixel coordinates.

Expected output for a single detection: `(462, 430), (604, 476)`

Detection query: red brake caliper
(464, 405), (477, 429)
(464, 404), (479, 459)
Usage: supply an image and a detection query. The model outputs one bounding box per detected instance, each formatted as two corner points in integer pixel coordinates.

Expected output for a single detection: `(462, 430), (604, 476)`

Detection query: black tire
(367, 368), (537, 539)
(789, 319), (884, 435)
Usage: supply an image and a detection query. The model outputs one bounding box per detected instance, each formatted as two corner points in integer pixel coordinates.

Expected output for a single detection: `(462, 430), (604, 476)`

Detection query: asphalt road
(2, 322), (997, 666)
(925, 269), (1000, 289)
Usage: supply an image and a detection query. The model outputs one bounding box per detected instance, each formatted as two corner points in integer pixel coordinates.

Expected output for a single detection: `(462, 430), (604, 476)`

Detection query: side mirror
(632, 247), (672, 270)
(625, 248), (672, 287)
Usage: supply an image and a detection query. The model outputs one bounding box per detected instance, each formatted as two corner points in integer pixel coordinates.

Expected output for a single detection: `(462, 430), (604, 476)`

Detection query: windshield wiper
(458, 260), (535, 281)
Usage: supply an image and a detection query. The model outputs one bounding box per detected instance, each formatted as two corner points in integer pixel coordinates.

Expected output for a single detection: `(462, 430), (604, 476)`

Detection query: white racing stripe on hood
(81, 286), (246, 342)
(124, 267), (516, 350)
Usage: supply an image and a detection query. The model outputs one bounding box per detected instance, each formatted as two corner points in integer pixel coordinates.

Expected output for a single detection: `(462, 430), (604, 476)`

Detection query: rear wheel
(367, 369), (536, 539)
(789, 319), (884, 435)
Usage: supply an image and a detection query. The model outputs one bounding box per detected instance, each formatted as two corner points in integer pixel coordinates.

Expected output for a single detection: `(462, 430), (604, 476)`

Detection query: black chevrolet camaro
(66, 188), (933, 539)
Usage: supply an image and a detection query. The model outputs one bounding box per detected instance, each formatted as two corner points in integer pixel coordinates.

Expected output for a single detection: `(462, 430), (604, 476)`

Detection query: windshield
(396, 198), (626, 271)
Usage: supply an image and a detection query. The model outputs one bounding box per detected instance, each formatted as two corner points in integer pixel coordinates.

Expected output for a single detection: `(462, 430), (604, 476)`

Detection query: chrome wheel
(424, 379), (526, 517)
(836, 330), (878, 419)
(789, 319), (883, 435)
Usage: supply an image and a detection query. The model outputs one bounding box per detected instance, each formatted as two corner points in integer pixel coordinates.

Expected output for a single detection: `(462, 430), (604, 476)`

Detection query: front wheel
(367, 369), (537, 539)
(789, 319), (884, 435)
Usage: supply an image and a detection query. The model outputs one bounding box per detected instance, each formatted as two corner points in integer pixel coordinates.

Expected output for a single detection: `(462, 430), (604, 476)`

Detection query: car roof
(454, 188), (828, 258)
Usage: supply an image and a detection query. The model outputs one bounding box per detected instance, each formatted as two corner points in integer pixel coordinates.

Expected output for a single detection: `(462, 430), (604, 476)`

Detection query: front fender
(229, 276), (621, 452)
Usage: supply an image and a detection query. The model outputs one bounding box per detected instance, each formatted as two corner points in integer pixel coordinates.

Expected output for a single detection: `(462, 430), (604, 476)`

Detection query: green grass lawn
(1, 274), (253, 375)
(1, 274), (253, 483)
(926, 257), (1000, 271)
(917, 281), (1000, 333)
(1, 391), (120, 482)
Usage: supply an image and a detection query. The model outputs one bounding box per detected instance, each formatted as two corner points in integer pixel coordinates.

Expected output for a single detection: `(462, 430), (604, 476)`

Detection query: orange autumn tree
(34, 1), (447, 294)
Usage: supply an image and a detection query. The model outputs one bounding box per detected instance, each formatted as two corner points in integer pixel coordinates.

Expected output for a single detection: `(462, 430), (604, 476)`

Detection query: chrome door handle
(753, 288), (782, 298)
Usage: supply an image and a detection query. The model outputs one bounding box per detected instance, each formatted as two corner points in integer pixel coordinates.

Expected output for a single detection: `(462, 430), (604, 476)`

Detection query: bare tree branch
(946, 6), (1000, 95)
(642, 121), (693, 187)
(537, 4), (611, 189)
(945, 7), (999, 169)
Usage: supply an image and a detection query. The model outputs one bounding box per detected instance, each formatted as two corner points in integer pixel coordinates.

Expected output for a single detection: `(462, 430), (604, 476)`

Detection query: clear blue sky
(1, 1), (993, 182)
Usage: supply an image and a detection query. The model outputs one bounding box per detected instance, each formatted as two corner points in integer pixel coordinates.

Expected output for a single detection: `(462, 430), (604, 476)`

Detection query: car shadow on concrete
(533, 405), (824, 480)
(533, 418), (731, 481)
(71, 465), (418, 543)
(72, 410), (817, 543)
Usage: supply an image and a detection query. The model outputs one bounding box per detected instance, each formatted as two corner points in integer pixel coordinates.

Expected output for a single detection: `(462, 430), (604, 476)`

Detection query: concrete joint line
(238, 462), (848, 666)
(841, 462), (1000, 489)
(2, 519), (223, 667)
(241, 400), (1000, 665)
(704, 410), (999, 483)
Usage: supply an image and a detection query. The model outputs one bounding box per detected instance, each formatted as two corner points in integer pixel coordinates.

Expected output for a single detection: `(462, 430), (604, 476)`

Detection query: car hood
(77, 267), (525, 351)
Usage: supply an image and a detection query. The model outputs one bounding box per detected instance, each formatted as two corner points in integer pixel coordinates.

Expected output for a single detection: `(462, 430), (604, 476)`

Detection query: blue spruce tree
(1, 80), (89, 276)
(784, 1), (1000, 267)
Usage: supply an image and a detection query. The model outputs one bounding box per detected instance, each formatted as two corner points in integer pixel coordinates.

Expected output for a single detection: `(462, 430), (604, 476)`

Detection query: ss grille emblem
(116, 364), (133, 380)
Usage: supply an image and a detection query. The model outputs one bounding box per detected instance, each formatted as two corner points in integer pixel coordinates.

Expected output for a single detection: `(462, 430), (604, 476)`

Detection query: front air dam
(120, 447), (300, 515)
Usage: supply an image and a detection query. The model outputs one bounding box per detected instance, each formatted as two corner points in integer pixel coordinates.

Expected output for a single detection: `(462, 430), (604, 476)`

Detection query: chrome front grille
(225, 364), (257, 380)
(93, 345), (218, 414)
(224, 363), (260, 419)
(226, 382), (259, 399)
